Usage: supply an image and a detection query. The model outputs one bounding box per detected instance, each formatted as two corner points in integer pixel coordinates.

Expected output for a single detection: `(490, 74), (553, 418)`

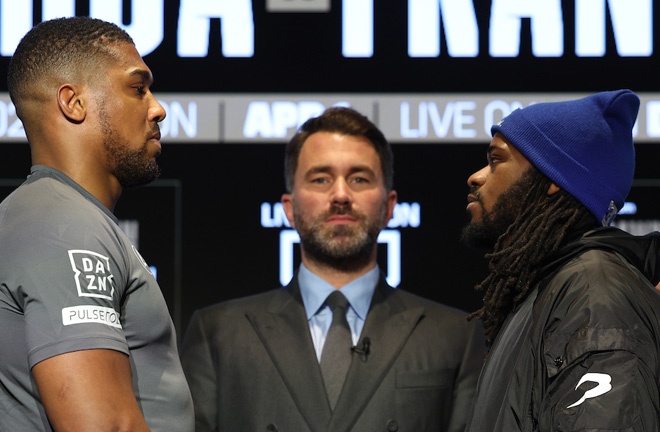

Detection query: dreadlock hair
(468, 167), (597, 347)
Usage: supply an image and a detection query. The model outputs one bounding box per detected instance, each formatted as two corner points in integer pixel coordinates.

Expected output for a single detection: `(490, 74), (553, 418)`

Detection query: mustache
(324, 204), (364, 220)
(469, 187), (483, 204)
(148, 125), (161, 139)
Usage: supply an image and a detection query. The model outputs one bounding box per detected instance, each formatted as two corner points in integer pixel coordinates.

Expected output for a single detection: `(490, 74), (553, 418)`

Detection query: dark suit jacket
(180, 275), (485, 432)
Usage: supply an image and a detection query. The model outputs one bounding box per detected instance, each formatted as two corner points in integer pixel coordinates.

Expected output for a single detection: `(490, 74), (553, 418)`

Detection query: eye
(134, 85), (147, 95)
(487, 153), (501, 166)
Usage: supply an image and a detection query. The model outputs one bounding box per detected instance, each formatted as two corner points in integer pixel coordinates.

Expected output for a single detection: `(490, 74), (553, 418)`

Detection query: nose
(148, 93), (167, 123)
(331, 177), (352, 206)
(467, 166), (488, 189)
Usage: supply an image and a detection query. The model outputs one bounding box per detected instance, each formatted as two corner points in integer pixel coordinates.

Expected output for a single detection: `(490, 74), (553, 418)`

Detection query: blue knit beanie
(491, 89), (639, 226)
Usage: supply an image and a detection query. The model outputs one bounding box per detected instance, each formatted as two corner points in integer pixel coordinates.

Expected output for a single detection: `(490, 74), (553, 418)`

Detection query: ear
(547, 182), (561, 196)
(281, 193), (295, 228)
(384, 190), (398, 226)
(57, 84), (86, 123)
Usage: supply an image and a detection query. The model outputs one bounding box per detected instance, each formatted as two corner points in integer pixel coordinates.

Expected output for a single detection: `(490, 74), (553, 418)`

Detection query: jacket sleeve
(538, 252), (660, 431)
(180, 311), (219, 432)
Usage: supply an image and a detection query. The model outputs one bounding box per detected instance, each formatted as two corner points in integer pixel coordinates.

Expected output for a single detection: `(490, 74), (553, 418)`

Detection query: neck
(44, 163), (122, 211)
(301, 252), (377, 289)
(30, 138), (122, 212)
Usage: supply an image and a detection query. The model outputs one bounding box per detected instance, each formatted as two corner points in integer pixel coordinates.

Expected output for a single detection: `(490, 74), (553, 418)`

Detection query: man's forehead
(297, 146), (381, 176)
(489, 133), (519, 153)
(108, 43), (150, 70)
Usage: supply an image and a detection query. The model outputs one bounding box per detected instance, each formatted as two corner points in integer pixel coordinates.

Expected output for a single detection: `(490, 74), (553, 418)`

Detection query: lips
(324, 207), (363, 225)
(148, 129), (162, 156)
(466, 193), (482, 213)
(147, 123), (161, 140)
(326, 215), (356, 224)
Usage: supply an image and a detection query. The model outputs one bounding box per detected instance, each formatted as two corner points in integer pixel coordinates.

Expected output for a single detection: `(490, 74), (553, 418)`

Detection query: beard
(294, 202), (387, 271)
(461, 169), (534, 250)
(99, 106), (161, 188)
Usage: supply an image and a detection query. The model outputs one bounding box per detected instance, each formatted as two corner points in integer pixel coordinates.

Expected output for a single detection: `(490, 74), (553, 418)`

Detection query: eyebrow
(305, 164), (376, 177)
(127, 68), (153, 84)
(486, 143), (506, 155)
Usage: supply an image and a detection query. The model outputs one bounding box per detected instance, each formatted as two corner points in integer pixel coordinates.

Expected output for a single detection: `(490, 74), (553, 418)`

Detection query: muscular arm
(32, 349), (150, 432)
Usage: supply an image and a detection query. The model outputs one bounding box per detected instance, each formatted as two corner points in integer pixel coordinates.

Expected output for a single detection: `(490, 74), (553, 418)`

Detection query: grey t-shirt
(0, 166), (194, 431)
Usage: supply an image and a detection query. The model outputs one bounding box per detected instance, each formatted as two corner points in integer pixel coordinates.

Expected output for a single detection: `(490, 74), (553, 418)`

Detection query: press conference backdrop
(0, 0), (659, 336)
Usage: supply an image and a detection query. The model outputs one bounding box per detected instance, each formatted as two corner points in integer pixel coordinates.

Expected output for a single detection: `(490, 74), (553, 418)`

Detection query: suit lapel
(246, 280), (332, 432)
(328, 277), (425, 431)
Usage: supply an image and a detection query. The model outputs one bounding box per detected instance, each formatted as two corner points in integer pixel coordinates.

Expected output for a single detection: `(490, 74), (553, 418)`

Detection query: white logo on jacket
(566, 373), (612, 408)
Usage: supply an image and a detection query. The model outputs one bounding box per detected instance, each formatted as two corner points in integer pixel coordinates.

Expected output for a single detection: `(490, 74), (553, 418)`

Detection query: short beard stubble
(294, 202), (387, 272)
(99, 103), (161, 188)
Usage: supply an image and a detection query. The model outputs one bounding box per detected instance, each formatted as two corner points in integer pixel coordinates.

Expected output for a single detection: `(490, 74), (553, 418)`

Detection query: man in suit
(180, 106), (484, 432)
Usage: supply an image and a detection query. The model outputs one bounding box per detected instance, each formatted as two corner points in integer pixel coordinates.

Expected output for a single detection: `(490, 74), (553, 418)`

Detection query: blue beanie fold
(491, 90), (639, 226)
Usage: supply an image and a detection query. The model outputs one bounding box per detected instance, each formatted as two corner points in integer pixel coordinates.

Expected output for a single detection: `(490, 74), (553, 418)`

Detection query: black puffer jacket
(467, 227), (660, 431)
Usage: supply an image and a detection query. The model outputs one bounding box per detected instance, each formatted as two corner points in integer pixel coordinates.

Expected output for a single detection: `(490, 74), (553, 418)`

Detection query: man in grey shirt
(0, 17), (194, 431)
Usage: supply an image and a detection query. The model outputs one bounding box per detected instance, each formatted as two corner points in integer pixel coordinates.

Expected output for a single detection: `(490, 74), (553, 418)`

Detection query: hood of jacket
(539, 227), (660, 287)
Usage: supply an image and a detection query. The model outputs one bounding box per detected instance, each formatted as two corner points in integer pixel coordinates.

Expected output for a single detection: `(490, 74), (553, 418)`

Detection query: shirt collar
(298, 263), (379, 321)
(29, 165), (118, 223)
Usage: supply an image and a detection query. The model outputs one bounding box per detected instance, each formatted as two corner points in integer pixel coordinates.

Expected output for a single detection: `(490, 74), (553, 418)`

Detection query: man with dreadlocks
(462, 89), (660, 431)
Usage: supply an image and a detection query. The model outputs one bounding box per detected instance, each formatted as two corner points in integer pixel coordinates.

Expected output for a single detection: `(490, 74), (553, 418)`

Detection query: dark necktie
(319, 290), (352, 410)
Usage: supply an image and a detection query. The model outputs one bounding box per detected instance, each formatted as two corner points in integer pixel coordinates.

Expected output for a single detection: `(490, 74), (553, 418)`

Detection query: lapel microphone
(351, 337), (370, 362)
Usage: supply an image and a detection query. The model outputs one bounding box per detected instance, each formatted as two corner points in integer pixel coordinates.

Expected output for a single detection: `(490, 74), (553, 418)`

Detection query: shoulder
(189, 288), (286, 325)
(537, 249), (660, 378)
(182, 287), (294, 348)
(390, 287), (478, 330)
(392, 287), (468, 315)
(0, 179), (120, 268)
(4, 176), (108, 231)
(550, 248), (650, 298)
(539, 248), (660, 330)
(385, 288), (485, 357)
